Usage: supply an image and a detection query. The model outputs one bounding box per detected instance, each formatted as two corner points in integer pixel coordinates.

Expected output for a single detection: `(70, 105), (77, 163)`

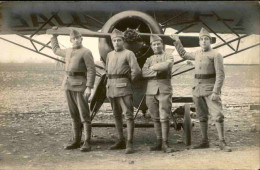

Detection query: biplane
(0, 1), (259, 146)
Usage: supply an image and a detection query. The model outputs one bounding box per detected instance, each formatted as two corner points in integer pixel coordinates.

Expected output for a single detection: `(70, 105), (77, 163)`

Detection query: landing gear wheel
(183, 104), (192, 146)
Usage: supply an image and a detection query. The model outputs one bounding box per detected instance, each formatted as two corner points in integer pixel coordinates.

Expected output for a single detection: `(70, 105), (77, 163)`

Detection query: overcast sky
(0, 28), (259, 64)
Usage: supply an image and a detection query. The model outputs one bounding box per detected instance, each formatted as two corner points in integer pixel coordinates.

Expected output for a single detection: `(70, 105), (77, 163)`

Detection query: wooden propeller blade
(166, 35), (216, 47)
(46, 27), (110, 38)
(138, 33), (216, 47)
(46, 27), (216, 47)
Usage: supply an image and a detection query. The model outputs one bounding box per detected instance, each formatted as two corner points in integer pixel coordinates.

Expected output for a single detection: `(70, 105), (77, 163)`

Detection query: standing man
(51, 29), (96, 152)
(170, 28), (231, 152)
(106, 29), (141, 154)
(142, 35), (175, 153)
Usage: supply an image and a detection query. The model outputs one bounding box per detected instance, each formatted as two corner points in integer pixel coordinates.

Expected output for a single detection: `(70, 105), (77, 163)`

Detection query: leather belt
(66, 71), (85, 76)
(195, 74), (216, 79)
(108, 74), (129, 79)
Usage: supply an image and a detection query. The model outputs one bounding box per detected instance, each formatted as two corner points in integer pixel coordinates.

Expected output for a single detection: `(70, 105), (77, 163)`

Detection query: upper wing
(0, 1), (259, 35)
(153, 2), (260, 35)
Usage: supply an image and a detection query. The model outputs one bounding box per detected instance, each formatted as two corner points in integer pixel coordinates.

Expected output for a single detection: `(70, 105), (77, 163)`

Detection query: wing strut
(212, 11), (240, 38)
(171, 13), (259, 76)
(172, 42), (260, 77)
(161, 12), (188, 26)
(0, 36), (64, 63)
(200, 19), (236, 51)
(28, 12), (59, 52)
(0, 36), (104, 76)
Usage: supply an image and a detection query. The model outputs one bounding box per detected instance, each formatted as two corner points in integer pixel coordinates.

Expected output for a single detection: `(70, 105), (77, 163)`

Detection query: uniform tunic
(142, 52), (174, 122)
(51, 37), (96, 124)
(106, 49), (141, 120)
(174, 40), (224, 122)
(51, 37), (96, 91)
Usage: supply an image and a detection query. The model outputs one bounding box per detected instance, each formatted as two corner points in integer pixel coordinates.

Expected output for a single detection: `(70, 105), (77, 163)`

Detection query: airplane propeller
(46, 27), (216, 47)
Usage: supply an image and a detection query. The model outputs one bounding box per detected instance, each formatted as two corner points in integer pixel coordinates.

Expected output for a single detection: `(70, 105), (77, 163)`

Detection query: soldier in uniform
(51, 29), (96, 152)
(106, 29), (141, 154)
(170, 28), (232, 152)
(142, 35), (175, 153)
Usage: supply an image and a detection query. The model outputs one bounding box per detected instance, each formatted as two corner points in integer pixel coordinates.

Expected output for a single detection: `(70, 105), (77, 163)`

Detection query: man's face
(199, 36), (211, 50)
(70, 36), (82, 48)
(151, 40), (163, 54)
(112, 37), (124, 51)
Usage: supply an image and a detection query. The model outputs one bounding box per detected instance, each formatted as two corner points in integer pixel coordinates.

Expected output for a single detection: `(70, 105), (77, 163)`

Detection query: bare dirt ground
(0, 107), (259, 169)
(0, 63), (259, 169)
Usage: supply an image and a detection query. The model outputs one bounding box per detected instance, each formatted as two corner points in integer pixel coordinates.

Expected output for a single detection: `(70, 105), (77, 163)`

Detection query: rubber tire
(183, 104), (192, 146)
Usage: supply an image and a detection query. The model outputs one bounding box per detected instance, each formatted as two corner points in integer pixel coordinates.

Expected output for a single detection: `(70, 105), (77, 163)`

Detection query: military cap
(70, 29), (82, 38)
(111, 29), (124, 39)
(150, 34), (162, 44)
(199, 27), (211, 39)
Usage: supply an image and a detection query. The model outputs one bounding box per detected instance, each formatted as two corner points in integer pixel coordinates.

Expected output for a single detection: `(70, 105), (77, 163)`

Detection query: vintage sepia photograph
(0, 1), (259, 169)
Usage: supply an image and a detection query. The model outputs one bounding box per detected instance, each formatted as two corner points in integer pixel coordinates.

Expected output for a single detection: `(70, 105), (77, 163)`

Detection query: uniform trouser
(193, 95), (225, 141)
(146, 92), (172, 141)
(65, 90), (91, 127)
(108, 95), (134, 141)
(192, 95), (224, 123)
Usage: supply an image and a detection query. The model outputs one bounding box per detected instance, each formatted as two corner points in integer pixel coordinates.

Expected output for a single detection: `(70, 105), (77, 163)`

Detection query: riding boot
(79, 123), (83, 144)
(80, 123), (92, 152)
(192, 121), (209, 149)
(150, 139), (162, 151)
(109, 140), (126, 150)
(216, 122), (232, 152)
(110, 116), (126, 150)
(162, 121), (175, 153)
(64, 122), (81, 150)
(150, 121), (162, 151)
(219, 140), (232, 152)
(125, 119), (134, 154)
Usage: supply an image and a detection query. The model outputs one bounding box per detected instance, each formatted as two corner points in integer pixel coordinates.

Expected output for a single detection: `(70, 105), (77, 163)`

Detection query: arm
(128, 52), (142, 82)
(142, 57), (157, 78)
(170, 34), (195, 60)
(105, 54), (109, 75)
(50, 36), (67, 57)
(151, 54), (174, 71)
(83, 50), (96, 89)
(213, 53), (225, 94)
(173, 40), (195, 60)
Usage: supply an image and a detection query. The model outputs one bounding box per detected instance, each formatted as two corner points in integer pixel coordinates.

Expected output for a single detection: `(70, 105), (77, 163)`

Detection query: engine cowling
(98, 10), (163, 68)
(98, 11), (163, 110)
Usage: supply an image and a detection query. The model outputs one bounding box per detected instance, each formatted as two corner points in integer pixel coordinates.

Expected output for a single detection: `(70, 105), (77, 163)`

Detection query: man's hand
(150, 66), (155, 71)
(170, 34), (180, 42)
(210, 92), (220, 101)
(52, 26), (58, 30)
(83, 87), (91, 99)
(52, 26), (59, 38)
